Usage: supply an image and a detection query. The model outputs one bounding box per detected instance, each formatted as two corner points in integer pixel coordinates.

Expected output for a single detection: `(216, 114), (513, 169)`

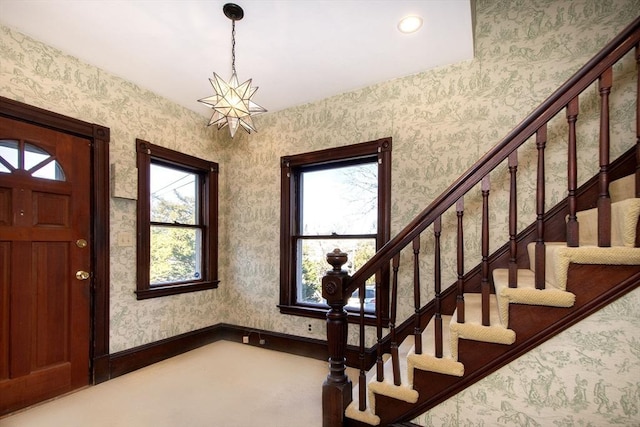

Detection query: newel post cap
(326, 248), (348, 273)
(322, 248), (350, 303)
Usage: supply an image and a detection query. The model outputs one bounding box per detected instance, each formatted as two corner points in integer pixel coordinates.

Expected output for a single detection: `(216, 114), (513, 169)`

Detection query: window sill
(136, 280), (219, 300)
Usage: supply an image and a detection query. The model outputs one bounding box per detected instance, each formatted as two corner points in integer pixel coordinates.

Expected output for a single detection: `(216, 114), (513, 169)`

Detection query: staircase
(321, 16), (640, 427)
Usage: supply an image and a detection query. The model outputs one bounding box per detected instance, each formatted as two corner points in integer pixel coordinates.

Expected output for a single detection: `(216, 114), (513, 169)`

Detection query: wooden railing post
(635, 44), (640, 211)
(508, 151), (519, 288)
(535, 125), (547, 289)
(598, 67), (613, 247)
(322, 248), (352, 427)
(566, 97), (580, 247)
(456, 198), (465, 323)
(412, 237), (423, 354)
(481, 175), (491, 326)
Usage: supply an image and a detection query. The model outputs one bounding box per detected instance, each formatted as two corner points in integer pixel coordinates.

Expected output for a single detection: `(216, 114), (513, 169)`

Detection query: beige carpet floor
(1, 340), (356, 427)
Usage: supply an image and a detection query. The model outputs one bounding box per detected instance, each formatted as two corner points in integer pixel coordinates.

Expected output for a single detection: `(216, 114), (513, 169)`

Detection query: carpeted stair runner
(345, 175), (640, 425)
(449, 294), (516, 355)
(407, 315), (464, 380)
(345, 336), (415, 426)
(492, 268), (575, 327)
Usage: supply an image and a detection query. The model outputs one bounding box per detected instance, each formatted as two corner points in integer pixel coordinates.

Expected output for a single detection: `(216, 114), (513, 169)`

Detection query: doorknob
(75, 270), (90, 280)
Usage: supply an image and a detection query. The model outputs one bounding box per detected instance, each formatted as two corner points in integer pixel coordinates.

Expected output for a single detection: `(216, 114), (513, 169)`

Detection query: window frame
(279, 137), (392, 323)
(136, 139), (219, 300)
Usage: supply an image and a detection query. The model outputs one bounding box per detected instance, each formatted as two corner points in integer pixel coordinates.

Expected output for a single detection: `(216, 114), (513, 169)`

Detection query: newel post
(322, 248), (353, 427)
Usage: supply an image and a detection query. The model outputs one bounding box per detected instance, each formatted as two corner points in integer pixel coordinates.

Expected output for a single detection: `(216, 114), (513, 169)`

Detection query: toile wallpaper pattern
(1, 0), (638, 424)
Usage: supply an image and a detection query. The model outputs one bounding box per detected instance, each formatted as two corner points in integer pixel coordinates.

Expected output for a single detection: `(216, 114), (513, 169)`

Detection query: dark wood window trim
(279, 137), (392, 323)
(136, 139), (219, 300)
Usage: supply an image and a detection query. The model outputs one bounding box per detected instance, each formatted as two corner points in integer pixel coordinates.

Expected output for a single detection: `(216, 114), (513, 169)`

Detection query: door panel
(0, 117), (91, 415)
(0, 188), (9, 224)
(0, 242), (9, 381)
(33, 242), (70, 367)
(33, 192), (71, 227)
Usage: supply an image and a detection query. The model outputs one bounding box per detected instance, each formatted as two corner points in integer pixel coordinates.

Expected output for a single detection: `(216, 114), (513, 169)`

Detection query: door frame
(0, 96), (111, 384)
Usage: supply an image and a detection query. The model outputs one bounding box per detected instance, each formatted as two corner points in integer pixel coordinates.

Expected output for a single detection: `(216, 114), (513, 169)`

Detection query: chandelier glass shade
(198, 3), (266, 138)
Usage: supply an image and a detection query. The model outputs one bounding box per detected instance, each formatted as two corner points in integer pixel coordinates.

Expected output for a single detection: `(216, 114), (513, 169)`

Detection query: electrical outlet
(242, 335), (249, 344)
(259, 338), (266, 345)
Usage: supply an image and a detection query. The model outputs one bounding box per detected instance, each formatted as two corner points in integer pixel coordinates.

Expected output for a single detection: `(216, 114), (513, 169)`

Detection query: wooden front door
(0, 116), (91, 415)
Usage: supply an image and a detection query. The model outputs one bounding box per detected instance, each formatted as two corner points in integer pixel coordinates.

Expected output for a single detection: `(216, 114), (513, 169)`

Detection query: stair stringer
(346, 243), (638, 425)
(344, 265), (640, 426)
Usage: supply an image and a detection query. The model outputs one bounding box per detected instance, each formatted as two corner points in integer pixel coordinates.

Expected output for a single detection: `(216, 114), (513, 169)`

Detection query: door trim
(0, 96), (111, 383)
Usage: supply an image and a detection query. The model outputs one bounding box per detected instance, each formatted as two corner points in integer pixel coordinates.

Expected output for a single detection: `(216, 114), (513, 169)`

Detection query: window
(279, 138), (391, 321)
(136, 139), (219, 299)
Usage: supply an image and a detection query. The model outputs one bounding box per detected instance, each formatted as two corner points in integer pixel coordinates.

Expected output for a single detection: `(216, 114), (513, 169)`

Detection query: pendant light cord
(231, 19), (237, 75)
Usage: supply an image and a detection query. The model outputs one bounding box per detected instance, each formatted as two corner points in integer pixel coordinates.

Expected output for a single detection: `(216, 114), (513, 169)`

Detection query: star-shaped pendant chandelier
(198, 3), (266, 138)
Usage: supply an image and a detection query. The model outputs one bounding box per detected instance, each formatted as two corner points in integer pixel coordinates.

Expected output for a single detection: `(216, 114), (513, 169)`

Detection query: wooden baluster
(636, 44), (640, 199)
(566, 97), (580, 247)
(434, 216), (443, 358)
(598, 67), (613, 247)
(481, 176), (491, 327)
(358, 281), (367, 409)
(456, 198), (465, 323)
(413, 236), (422, 355)
(322, 249), (352, 427)
(635, 43), (640, 247)
(390, 254), (401, 386)
(535, 125), (547, 290)
(508, 151), (518, 288)
(375, 281), (384, 383)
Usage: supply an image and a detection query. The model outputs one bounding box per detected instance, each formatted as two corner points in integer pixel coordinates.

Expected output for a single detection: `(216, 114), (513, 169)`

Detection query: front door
(0, 116), (91, 415)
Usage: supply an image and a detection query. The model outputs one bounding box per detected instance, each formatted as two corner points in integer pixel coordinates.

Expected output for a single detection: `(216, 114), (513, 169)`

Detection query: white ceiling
(0, 0), (474, 116)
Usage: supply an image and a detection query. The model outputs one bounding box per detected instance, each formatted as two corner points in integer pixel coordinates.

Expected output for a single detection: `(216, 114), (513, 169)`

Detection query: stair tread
(367, 333), (418, 406)
(412, 314), (457, 359)
(493, 268), (576, 327)
(407, 315), (464, 378)
(348, 334), (418, 418)
(345, 401), (381, 426)
(528, 242), (640, 290)
(450, 293), (507, 328)
(449, 293), (516, 359)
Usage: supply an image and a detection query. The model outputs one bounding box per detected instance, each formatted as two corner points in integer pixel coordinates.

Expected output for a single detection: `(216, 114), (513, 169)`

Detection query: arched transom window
(0, 139), (65, 181)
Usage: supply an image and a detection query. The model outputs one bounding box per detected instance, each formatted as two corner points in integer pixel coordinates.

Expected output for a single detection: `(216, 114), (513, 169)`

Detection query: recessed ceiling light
(398, 15), (423, 34)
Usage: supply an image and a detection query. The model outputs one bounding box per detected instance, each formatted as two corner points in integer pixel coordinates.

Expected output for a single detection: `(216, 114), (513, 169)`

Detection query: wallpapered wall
(1, 0), (638, 424)
(0, 21), (229, 350)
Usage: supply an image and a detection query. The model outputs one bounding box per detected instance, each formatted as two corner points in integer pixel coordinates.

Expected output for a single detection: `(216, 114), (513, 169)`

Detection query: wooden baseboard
(108, 324), (225, 379)
(107, 323), (376, 380)
(92, 354), (111, 384)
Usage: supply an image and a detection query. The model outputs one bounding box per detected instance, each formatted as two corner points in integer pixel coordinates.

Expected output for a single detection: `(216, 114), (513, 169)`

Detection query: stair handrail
(344, 15), (640, 298)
